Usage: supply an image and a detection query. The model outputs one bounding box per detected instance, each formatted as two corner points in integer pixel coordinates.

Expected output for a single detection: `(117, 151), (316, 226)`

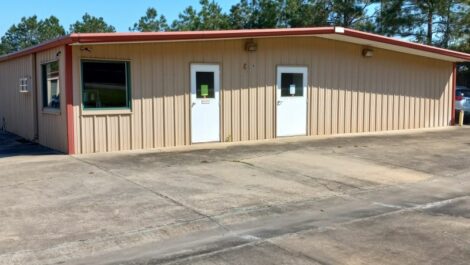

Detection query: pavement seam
(154, 238), (326, 265)
(158, 195), (470, 265)
(156, 240), (263, 265)
(0, 216), (211, 260)
(272, 195), (470, 243)
(115, 195), (470, 265)
(70, 156), (232, 233)
(265, 241), (331, 265)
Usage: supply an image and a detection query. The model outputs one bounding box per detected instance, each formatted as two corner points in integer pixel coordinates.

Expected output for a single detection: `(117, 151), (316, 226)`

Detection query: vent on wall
(19, 77), (30, 93)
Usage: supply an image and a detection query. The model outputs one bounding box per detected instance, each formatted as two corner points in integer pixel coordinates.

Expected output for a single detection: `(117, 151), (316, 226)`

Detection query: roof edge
(0, 27), (469, 63)
(0, 35), (73, 63)
(68, 27), (335, 43)
(341, 28), (470, 62)
(0, 27), (336, 63)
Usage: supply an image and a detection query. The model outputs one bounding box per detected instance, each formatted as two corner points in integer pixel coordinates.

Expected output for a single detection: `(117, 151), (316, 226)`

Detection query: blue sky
(0, 0), (238, 34)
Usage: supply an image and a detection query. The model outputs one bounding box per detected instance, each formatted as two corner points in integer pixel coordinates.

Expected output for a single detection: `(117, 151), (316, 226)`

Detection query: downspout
(65, 44), (75, 154)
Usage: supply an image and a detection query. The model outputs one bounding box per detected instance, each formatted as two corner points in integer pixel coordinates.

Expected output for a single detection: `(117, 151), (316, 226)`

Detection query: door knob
(277, 100), (282, 106)
(192, 102), (196, 107)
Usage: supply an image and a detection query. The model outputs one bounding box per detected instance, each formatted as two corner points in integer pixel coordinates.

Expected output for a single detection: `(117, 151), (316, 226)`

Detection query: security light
(362, 48), (374, 57)
(245, 40), (258, 52)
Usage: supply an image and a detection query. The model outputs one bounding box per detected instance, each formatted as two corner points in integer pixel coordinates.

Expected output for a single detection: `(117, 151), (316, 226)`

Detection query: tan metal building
(0, 27), (469, 154)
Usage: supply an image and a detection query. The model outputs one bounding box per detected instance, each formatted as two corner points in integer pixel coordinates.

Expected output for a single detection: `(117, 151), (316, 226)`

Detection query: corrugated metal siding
(0, 54), (35, 140)
(72, 37), (454, 154)
(36, 47), (68, 152)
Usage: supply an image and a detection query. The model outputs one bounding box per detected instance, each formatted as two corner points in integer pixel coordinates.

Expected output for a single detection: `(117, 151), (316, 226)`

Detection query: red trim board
(65, 45), (75, 154)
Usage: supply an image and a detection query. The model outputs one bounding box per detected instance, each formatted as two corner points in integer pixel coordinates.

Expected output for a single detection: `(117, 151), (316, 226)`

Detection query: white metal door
(276, 66), (308, 137)
(191, 64), (220, 143)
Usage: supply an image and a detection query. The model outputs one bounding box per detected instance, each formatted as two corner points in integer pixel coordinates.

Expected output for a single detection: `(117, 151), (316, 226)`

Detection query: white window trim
(19, 77), (29, 93)
(42, 61), (61, 110)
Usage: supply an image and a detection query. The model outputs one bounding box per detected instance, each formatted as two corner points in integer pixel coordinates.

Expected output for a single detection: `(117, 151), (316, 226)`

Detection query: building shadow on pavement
(0, 132), (58, 158)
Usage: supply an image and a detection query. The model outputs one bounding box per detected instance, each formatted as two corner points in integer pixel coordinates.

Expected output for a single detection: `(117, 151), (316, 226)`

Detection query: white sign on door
(289, 84), (296, 95)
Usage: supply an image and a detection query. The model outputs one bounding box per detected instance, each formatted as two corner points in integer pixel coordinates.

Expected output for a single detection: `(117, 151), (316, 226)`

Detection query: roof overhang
(321, 27), (470, 62)
(1, 27), (469, 63)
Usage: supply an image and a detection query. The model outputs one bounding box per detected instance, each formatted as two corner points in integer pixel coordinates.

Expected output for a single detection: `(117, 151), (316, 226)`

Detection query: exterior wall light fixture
(245, 39), (258, 52)
(362, 48), (374, 57)
(80, 47), (93, 53)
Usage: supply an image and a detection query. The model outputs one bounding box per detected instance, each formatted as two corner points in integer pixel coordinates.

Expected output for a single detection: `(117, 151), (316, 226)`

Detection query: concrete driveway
(1, 128), (470, 265)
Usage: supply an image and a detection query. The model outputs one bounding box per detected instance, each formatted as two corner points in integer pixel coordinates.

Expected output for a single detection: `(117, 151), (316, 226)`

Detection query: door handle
(192, 102), (196, 107)
(277, 100), (282, 106)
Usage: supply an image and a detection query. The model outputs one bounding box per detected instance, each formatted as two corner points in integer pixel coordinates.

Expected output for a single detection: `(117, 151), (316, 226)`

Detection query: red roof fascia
(0, 35), (73, 63)
(69, 27), (335, 43)
(1, 27), (469, 63)
(343, 28), (470, 61)
(0, 27), (335, 63)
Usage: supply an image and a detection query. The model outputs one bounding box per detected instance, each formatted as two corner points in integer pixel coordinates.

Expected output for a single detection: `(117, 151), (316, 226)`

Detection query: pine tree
(69, 13), (116, 33)
(0, 15), (65, 54)
(283, 0), (330, 27)
(130, 8), (168, 32)
(171, 0), (229, 31)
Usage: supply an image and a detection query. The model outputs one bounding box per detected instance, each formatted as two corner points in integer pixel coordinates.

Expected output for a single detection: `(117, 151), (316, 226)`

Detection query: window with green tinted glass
(82, 60), (130, 109)
(42, 61), (60, 109)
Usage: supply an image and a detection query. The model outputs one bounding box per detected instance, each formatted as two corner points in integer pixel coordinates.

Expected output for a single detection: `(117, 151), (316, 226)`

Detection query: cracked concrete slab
(1, 127), (470, 265)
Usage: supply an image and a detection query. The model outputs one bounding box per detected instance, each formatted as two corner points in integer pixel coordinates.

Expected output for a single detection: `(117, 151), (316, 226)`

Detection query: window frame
(19, 77), (29, 92)
(80, 59), (132, 111)
(41, 60), (61, 110)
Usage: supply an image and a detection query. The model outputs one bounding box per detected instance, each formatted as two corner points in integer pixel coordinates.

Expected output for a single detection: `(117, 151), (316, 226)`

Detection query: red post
(65, 45), (75, 154)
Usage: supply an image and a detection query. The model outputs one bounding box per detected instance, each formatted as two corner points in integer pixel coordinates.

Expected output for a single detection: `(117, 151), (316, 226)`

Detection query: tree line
(0, 0), (469, 56)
